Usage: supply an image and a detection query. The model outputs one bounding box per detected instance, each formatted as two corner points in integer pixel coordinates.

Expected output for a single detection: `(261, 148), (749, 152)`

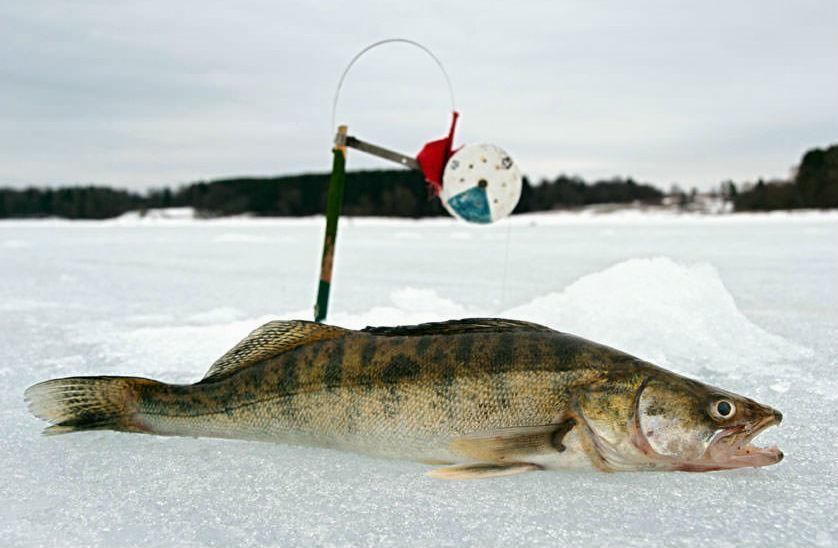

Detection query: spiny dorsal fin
(360, 318), (552, 337)
(200, 320), (348, 383)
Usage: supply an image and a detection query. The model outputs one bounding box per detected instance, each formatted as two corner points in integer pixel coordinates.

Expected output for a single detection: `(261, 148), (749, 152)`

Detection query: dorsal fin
(200, 320), (348, 383)
(360, 318), (552, 337)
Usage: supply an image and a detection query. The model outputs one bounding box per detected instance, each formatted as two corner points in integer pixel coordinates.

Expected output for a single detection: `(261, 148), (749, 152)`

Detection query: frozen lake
(1, 211), (836, 546)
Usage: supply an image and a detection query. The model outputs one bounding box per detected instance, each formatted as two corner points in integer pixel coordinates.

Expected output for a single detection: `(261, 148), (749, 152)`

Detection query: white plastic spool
(440, 144), (523, 224)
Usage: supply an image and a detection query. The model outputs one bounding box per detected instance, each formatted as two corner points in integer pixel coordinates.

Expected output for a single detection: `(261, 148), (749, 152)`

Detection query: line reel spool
(441, 143), (523, 224)
(315, 39), (522, 321)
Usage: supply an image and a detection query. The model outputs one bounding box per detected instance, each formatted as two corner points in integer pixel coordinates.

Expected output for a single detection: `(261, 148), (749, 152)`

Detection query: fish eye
(711, 399), (735, 420)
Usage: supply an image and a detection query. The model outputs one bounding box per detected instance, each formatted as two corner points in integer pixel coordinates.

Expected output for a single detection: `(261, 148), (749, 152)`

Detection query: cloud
(1, 1), (836, 190)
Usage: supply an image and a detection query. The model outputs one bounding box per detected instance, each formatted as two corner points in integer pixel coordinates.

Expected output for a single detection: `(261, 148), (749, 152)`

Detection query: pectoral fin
(427, 462), (542, 480)
(449, 419), (577, 462)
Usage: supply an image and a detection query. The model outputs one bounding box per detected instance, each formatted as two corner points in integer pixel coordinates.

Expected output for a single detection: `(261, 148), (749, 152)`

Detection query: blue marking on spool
(447, 186), (491, 223)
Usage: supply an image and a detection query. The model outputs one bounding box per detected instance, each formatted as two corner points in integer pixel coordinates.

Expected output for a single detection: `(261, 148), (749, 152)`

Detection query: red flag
(416, 111), (459, 196)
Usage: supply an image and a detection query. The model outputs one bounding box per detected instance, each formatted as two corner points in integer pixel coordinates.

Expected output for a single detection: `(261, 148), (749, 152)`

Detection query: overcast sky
(2, 1), (836, 191)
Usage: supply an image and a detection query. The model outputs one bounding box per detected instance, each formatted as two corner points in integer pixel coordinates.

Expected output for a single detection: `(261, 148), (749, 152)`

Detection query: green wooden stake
(314, 125), (347, 323)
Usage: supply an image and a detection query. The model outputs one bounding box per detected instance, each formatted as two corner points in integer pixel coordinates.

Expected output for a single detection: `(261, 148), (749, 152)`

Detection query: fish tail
(24, 376), (162, 435)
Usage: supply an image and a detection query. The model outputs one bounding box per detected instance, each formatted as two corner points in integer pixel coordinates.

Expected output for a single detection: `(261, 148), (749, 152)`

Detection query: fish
(24, 318), (784, 479)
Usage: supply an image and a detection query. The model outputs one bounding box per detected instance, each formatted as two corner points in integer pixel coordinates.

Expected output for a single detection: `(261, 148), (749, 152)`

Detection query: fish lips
(701, 410), (784, 470)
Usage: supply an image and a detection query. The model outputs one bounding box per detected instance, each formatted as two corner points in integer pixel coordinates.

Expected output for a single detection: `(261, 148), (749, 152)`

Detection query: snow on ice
(0, 211), (836, 546)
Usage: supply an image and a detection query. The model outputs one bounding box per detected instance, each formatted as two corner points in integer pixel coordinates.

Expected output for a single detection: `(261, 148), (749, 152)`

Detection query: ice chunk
(504, 257), (811, 374)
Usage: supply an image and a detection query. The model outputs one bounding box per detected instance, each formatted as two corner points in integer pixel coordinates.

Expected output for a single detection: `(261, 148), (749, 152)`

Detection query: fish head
(631, 375), (784, 471)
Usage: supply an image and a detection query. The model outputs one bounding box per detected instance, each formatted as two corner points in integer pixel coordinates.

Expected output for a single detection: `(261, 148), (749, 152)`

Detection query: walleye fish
(25, 318), (783, 479)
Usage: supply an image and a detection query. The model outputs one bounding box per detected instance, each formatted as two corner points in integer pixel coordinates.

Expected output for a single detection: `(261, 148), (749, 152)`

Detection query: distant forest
(729, 144), (838, 211)
(0, 172), (663, 220)
(1, 144), (836, 219)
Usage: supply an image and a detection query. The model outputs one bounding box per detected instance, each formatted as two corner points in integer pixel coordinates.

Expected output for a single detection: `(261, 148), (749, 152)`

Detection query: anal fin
(427, 462), (542, 480)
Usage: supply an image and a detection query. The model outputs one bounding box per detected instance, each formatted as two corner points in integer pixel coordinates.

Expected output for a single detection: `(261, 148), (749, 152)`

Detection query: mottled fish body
(26, 319), (783, 479)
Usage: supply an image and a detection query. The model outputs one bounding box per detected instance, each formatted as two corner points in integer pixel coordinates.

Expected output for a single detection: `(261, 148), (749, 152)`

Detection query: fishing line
(330, 38), (457, 132)
(327, 38), (519, 314)
(499, 215), (514, 311)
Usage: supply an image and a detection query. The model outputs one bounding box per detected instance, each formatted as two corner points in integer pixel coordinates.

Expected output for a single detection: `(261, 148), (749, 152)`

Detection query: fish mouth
(691, 411), (783, 471)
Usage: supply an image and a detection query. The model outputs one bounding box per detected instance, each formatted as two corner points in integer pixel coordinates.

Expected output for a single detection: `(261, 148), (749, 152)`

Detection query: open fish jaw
(704, 414), (783, 468)
(669, 414), (783, 472)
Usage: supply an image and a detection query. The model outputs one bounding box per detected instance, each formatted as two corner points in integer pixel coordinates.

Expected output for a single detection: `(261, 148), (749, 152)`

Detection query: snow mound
(70, 260), (809, 383)
(68, 315), (277, 382)
(505, 257), (811, 373)
(289, 259), (809, 377)
(311, 288), (467, 329)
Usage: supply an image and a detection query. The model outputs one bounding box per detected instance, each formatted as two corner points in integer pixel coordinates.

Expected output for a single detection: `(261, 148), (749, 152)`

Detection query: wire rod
(331, 38), (457, 131)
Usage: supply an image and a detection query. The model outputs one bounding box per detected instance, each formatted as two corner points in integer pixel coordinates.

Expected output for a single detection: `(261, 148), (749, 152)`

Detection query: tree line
(0, 171), (662, 219)
(1, 143), (835, 219)
(730, 144), (838, 210)
(0, 186), (145, 219)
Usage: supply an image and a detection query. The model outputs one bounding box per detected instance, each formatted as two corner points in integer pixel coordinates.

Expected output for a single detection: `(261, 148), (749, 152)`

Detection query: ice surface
(1, 212), (836, 546)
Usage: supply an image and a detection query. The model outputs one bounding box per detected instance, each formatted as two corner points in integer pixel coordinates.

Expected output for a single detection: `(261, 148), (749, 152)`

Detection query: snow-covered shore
(3, 206), (838, 228)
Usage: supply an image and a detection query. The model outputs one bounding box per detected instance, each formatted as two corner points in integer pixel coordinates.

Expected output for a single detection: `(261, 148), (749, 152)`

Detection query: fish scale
(24, 318), (784, 479)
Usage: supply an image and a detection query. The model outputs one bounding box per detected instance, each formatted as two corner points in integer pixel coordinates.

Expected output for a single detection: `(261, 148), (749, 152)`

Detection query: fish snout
(751, 401), (783, 427)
